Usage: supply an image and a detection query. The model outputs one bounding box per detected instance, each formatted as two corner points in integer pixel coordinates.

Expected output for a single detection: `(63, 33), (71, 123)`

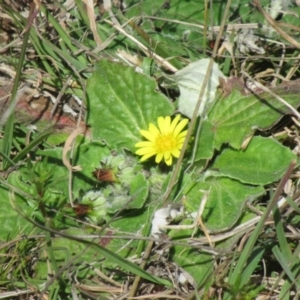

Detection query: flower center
(156, 134), (176, 152)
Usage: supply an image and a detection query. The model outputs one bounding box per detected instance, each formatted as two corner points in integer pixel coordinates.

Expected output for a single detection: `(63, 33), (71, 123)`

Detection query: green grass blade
(227, 161), (296, 292)
(12, 128), (54, 163)
(286, 196), (300, 214)
(40, 4), (87, 67)
(29, 33), (60, 78)
(272, 245), (296, 283)
(1, 12), (31, 169)
(0, 149), (16, 167)
(73, 0), (90, 29)
(240, 246), (265, 287)
(273, 204), (292, 260)
(11, 201), (173, 287)
(4, 5), (59, 80)
(279, 264), (300, 299)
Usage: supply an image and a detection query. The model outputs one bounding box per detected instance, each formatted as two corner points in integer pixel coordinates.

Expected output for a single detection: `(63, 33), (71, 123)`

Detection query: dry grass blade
(2, 0), (300, 298)
(241, 70), (300, 119)
(253, 0), (300, 49)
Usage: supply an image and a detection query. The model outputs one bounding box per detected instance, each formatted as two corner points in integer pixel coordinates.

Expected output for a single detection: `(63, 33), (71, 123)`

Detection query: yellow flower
(135, 115), (189, 166)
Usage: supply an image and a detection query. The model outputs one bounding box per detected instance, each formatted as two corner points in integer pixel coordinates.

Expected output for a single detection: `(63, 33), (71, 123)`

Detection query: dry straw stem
(128, 1), (233, 294)
(146, 16), (268, 32)
(128, 239), (154, 298)
(241, 70), (300, 119)
(163, 0), (232, 204)
(286, 51), (300, 80)
(62, 127), (85, 172)
(50, 77), (70, 118)
(189, 215), (261, 245)
(83, 0), (103, 45)
(10, 202), (121, 298)
(253, 0), (300, 49)
(104, 19), (178, 72)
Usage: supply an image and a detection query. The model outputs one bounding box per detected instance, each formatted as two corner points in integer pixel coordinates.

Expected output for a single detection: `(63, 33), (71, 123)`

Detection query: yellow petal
(135, 141), (155, 148)
(177, 130), (188, 139)
(176, 137), (187, 145)
(171, 148), (180, 158)
(155, 152), (163, 164)
(176, 143), (184, 150)
(163, 151), (171, 162)
(140, 152), (156, 162)
(164, 155), (173, 166)
(140, 129), (156, 142)
(148, 123), (160, 136)
(169, 115), (181, 132)
(160, 116), (172, 134)
(173, 119), (189, 137)
(136, 147), (157, 156)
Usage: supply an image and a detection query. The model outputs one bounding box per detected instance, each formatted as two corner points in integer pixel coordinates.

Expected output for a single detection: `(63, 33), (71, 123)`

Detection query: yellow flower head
(135, 115), (189, 166)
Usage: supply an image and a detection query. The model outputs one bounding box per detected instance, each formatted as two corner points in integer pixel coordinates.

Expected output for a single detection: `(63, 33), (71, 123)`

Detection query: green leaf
(192, 119), (215, 161)
(212, 136), (297, 185)
(171, 240), (214, 288)
(34, 228), (98, 280)
(110, 206), (154, 232)
(86, 59), (174, 152)
(240, 246), (265, 287)
(208, 89), (300, 150)
(185, 178), (265, 233)
(6, 165), (67, 209)
(0, 183), (34, 241)
(168, 219), (214, 286)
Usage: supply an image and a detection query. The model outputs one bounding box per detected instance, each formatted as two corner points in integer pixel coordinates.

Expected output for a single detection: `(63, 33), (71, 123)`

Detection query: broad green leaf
(105, 207), (154, 268)
(185, 178), (265, 233)
(110, 206), (154, 232)
(192, 119), (215, 161)
(86, 59), (174, 152)
(0, 183), (34, 241)
(208, 88), (300, 150)
(166, 218), (214, 288)
(212, 136), (297, 185)
(171, 231), (214, 288)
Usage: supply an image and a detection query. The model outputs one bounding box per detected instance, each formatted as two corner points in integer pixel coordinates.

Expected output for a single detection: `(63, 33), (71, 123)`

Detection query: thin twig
(253, 0), (300, 49)
(128, 240), (154, 299)
(104, 19), (178, 73)
(163, 0), (232, 204)
(145, 16), (267, 32)
(241, 70), (300, 119)
(50, 77), (70, 118)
